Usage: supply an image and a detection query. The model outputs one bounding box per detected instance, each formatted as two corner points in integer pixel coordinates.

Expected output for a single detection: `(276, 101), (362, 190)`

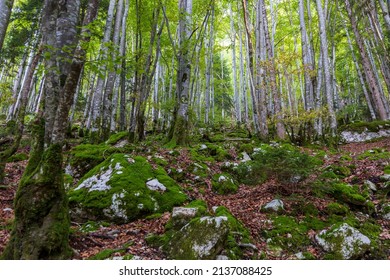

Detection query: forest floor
(0, 136), (389, 260)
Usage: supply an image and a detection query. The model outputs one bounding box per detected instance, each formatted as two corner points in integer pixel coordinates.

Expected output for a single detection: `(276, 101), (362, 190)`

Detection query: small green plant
(235, 143), (320, 185)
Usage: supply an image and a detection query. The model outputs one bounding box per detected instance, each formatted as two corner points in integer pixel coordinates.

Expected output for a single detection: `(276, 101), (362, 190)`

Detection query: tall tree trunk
(316, 0), (337, 135)
(255, 0), (268, 140)
(344, 23), (376, 120)
(299, 0), (315, 110)
(102, 0), (124, 139)
(242, 0), (260, 135)
(0, 0), (14, 50)
(259, 0), (285, 139)
(89, 0), (116, 138)
(118, 0), (129, 131)
(168, 0), (192, 145)
(345, 0), (389, 120)
(1, 0), (99, 260)
(230, 4), (241, 125)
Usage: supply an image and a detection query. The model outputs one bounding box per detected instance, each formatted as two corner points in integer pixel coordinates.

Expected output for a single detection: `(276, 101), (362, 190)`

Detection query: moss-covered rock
(323, 165), (352, 179)
(194, 143), (232, 162)
(325, 202), (349, 215)
(68, 154), (187, 224)
(211, 173), (238, 194)
(214, 206), (252, 259)
(69, 144), (113, 178)
(315, 223), (371, 259)
(105, 131), (129, 146)
(330, 183), (370, 207)
(166, 216), (229, 259)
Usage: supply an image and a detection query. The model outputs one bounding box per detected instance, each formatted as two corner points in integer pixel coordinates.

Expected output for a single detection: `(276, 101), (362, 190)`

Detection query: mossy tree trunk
(168, 0), (192, 146)
(1, 126), (71, 259)
(1, 0), (99, 260)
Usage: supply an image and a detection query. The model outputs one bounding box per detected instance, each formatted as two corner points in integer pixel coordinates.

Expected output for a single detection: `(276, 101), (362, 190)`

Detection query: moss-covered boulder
(159, 203), (252, 260)
(68, 154), (187, 224)
(340, 121), (390, 143)
(167, 216), (229, 259)
(315, 223), (371, 259)
(212, 173), (238, 194)
(171, 207), (199, 230)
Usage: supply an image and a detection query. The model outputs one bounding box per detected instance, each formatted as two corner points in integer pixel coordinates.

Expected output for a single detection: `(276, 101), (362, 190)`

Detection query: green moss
(263, 216), (310, 252)
(68, 154), (187, 223)
(186, 200), (208, 215)
(63, 174), (73, 190)
(238, 143), (254, 154)
(89, 248), (125, 260)
(340, 120), (390, 133)
(235, 143), (320, 185)
(7, 152), (28, 162)
(326, 202), (349, 215)
(105, 131), (129, 145)
(323, 165), (351, 179)
(166, 216), (229, 259)
(214, 206), (251, 259)
(384, 165), (390, 175)
(211, 173), (238, 194)
(357, 148), (390, 160)
(302, 252), (316, 260)
(328, 183), (368, 207)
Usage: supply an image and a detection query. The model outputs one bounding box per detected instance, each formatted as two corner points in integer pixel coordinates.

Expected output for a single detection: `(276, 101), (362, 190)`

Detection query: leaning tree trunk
(1, 0), (99, 260)
(0, 0), (14, 50)
(345, 0), (389, 120)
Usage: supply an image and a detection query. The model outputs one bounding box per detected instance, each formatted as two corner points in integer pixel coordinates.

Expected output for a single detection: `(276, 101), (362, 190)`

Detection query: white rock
(295, 252), (305, 259)
(216, 255), (229, 260)
(172, 207), (198, 218)
(146, 179), (166, 192)
(264, 199), (284, 212)
(199, 144), (208, 150)
(103, 191), (128, 221)
(218, 175), (227, 182)
(75, 162), (123, 192)
(200, 216), (228, 228)
(364, 180), (377, 192)
(241, 152), (251, 162)
(315, 223), (371, 259)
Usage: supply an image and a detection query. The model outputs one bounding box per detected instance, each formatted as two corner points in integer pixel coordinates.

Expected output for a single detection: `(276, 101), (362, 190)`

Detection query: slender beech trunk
(345, 0), (389, 120)
(344, 23), (376, 120)
(242, 0), (260, 135)
(119, 0), (129, 131)
(316, 0), (337, 135)
(102, 0), (124, 139)
(89, 0), (116, 137)
(230, 4), (241, 125)
(255, 0), (268, 139)
(299, 0), (315, 110)
(259, 0), (285, 139)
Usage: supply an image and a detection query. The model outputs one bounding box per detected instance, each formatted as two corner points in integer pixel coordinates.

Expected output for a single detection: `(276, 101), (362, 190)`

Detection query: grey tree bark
(0, 0), (14, 50)
(316, 0), (337, 135)
(345, 0), (389, 120)
(168, 0), (192, 145)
